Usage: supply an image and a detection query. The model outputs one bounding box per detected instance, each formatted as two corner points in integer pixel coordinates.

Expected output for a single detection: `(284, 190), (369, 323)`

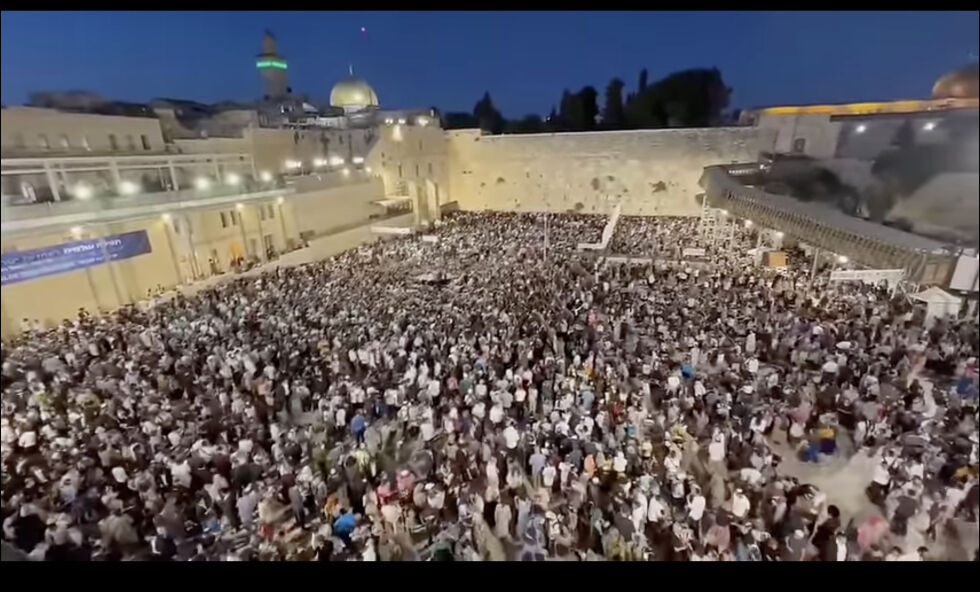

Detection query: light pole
(808, 246), (821, 288)
(544, 213), (550, 262)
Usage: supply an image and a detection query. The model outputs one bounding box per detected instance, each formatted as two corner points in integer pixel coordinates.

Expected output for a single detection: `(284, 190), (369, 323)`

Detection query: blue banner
(1, 230), (152, 286)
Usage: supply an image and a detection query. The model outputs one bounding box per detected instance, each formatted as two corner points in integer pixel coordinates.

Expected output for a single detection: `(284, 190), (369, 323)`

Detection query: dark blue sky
(1, 11), (977, 117)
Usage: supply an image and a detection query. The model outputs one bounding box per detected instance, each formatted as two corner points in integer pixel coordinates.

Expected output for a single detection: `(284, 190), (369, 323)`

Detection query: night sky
(1, 11), (977, 117)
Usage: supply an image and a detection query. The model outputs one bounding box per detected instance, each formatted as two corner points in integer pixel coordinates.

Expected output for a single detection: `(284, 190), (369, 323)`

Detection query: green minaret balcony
(256, 59), (288, 70)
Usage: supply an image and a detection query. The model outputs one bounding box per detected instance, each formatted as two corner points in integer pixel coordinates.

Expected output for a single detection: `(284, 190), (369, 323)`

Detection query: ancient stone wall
(447, 127), (776, 216)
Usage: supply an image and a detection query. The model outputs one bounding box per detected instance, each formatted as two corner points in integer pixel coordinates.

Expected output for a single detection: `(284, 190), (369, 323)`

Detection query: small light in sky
(361, 27), (367, 33)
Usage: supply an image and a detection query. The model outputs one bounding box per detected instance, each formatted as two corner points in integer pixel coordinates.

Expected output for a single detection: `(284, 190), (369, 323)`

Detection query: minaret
(256, 30), (289, 100)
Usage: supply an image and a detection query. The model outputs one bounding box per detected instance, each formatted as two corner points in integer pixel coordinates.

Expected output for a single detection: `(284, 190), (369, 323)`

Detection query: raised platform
(699, 164), (962, 286)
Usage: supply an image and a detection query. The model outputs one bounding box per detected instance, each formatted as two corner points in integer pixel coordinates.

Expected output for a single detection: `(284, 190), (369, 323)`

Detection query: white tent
(911, 286), (962, 325)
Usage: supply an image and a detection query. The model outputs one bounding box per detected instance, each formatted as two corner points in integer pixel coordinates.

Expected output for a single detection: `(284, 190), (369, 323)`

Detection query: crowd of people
(1, 210), (977, 562)
(608, 216), (710, 258)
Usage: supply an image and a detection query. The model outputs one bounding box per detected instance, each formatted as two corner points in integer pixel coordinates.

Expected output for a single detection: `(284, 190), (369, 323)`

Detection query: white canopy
(911, 286), (962, 325)
(911, 286), (961, 305)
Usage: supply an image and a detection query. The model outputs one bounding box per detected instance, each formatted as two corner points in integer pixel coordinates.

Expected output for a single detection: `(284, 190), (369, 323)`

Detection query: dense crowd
(1, 211), (977, 562)
(609, 216), (711, 257)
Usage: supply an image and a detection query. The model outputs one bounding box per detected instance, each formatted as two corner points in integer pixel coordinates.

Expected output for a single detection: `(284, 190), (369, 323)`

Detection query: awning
(375, 197), (412, 208)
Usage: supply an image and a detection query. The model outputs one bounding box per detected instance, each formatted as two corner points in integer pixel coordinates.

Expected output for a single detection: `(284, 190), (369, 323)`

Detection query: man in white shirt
(613, 451), (627, 474)
(542, 464), (557, 490)
(870, 459), (892, 504)
(730, 488), (751, 519)
(708, 432), (726, 465)
(687, 486), (706, 533)
(489, 403), (504, 425)
(503, 424), (520, 450)
(420, 420), (435, 442)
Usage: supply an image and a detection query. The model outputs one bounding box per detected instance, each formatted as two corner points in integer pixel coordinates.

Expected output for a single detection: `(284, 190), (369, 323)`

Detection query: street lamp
(73, 183), (93, 200)
(118, 180), (140, 196)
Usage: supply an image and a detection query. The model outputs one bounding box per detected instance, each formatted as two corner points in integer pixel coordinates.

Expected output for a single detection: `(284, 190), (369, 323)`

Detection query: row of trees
(440, 67), (732, 135)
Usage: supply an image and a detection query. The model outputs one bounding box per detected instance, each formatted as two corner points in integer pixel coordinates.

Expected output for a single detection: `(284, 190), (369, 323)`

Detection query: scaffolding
(698, 196), (734, 250)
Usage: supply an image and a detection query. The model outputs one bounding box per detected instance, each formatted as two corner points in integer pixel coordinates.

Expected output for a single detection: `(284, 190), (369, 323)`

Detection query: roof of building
(744, 97), (978, 119)
(742, 66), (980, 119)
(330, 77), (379, 110)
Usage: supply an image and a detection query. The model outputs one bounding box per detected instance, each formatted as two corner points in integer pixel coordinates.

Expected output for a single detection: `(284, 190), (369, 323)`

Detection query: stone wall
(365, 124), (450, 222)
(447, 127), (776, 216)
(288, 177), (387, 239)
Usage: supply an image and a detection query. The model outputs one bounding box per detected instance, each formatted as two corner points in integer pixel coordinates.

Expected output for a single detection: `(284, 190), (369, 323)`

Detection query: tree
(625, 88), (660, 129)
(603, 78), (625, 129)
(545, 106), (559, 131)
(577, 86), (599, 131)
(505, 114), (545, 134)
(638, 68), (648, 93)
(473, 92), (504, 134)
(557, 87), (599, 132)
(627, 67), (731, 128)
(442, 111), (478, 129)
(558, 89), (575, 131)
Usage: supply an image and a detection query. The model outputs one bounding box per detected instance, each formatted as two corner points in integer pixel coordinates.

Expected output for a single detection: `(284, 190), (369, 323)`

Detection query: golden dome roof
(932, 64), (979, 99)
(329, 77), (379, 110)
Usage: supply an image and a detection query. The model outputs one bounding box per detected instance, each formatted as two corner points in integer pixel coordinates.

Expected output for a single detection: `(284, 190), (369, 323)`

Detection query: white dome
(330, 77), (379, 111)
